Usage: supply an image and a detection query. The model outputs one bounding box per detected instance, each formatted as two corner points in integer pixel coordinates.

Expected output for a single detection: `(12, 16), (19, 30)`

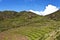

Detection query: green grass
(0, 17), (60, 40)
(1, 22), (60, 40)
(0, 10), (60, 40)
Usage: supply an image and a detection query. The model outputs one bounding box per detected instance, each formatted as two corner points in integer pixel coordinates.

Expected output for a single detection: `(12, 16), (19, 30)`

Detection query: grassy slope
(0, 10), (60, 40)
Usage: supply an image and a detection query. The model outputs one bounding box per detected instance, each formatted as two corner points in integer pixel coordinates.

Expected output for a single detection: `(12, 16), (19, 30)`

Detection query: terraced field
(0, 25), (60, 40)
(0, 17), (60, 40)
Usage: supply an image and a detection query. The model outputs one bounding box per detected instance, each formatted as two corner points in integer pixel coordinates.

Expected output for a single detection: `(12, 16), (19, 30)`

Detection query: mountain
(0, 11), (39, 20)
(45, 10), (60, 21)
(0, 11), (41, 32)
(0, 11), (18, 20)
(0, 10), (60, 40)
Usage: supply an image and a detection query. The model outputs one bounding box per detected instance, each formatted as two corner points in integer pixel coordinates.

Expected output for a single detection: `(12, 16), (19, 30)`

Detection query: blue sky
(0, 0), (60, 11)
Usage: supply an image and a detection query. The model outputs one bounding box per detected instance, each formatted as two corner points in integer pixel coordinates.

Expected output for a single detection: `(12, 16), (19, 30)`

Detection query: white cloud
(28, 4), (59, 16)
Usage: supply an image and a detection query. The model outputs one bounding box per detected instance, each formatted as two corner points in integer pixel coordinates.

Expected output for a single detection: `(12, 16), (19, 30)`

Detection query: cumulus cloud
(29, 4), (59, 16)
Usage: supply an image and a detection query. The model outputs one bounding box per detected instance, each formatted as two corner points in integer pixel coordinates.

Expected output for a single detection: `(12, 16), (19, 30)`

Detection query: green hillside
(0, 10), (60, 40)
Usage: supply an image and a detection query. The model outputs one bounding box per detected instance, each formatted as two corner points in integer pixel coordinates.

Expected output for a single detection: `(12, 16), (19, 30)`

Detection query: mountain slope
(0, 11), (43, 32)
(45, 10), (60, 21)
(0, 10), (60, 40)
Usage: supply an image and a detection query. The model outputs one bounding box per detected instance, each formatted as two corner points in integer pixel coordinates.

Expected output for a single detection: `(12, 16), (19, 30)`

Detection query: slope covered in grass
(0, 10), (60, 40)
(0, 11), (40, 32)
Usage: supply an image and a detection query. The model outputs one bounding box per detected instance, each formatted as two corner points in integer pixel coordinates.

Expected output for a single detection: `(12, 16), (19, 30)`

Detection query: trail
(0, 32), (28, 40)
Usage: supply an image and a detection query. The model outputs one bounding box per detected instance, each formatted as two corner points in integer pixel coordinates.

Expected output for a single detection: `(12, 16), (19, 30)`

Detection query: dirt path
(0, 32), (28, 40)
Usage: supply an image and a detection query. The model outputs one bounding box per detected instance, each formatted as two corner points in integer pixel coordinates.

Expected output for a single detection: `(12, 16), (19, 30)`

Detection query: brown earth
(0, 32), (28, 40)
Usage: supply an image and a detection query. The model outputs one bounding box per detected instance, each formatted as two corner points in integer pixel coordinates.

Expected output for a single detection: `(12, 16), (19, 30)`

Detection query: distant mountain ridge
(0, 10), (60, 21)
